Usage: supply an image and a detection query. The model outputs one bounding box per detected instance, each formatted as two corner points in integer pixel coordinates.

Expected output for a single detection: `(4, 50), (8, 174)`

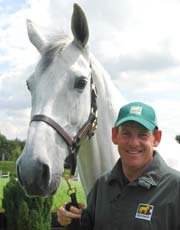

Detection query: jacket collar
(135, 150), (168, 188)
(107, 151), (168, 202)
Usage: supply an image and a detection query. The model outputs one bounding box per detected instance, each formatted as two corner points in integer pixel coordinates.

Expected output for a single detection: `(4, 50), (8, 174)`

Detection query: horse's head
(16, 4), (95, 196)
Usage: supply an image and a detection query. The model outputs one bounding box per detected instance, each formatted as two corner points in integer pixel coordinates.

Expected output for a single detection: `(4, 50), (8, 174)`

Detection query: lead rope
(63, 166), (77, 198)
(63, 165), (80, 230)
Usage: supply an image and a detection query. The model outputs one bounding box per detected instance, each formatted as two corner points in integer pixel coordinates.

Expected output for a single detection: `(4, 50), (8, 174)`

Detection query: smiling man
(58, 102), (180, 230)
(112, 102), (162, 182)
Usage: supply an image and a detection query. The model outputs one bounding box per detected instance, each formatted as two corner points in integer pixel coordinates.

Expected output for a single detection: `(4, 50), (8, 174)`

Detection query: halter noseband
(30, 74), (98, 176)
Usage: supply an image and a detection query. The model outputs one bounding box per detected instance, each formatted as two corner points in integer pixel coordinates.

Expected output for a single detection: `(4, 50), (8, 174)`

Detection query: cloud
(0, 0), (180, 141)
(101, 49), (179, 75)
(0, 108), (30, 140)
(152, 99), (180, 139)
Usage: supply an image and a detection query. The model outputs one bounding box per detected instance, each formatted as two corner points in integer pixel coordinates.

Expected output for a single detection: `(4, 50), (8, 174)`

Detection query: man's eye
(122, 132), (130, 136)
(139, 133), (149, 138)
(74, 77), (87, 89)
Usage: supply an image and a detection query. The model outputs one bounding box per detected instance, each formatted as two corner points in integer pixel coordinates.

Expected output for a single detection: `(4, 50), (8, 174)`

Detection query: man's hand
(57, 203), (84, 226)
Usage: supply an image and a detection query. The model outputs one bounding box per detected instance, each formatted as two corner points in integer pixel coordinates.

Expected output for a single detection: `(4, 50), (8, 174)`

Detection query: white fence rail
(0, 171), (10, 178)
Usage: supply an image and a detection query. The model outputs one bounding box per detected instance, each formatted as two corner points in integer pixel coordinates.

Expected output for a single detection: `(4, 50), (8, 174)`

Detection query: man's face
(112, 121), (161, 171)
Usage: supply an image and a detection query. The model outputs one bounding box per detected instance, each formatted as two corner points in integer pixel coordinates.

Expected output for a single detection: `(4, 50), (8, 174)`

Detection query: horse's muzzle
(16, 159), (60, 197)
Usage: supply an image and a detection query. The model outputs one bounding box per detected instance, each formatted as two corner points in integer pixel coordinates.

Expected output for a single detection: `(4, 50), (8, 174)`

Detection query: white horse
(16, 4), (180, 197)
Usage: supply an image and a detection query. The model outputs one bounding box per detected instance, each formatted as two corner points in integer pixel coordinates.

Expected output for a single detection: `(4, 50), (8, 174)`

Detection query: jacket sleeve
(79, 179), (99, 230)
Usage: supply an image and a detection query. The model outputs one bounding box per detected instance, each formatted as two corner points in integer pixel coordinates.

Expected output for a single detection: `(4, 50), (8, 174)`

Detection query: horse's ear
(26, 19), (46, 54)
(71, 3), (89, 48)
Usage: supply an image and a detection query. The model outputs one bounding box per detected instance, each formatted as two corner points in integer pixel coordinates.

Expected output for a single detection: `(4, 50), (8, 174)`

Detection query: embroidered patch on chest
(135, 203), (154, 221)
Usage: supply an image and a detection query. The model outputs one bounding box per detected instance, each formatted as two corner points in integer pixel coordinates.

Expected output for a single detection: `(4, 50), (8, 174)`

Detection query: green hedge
(2, 176), (53, 230)
(0, 177), (85, 213)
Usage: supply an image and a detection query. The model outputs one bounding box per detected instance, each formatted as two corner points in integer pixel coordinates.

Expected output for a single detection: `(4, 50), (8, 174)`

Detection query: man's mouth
(127, 150), (143, 155)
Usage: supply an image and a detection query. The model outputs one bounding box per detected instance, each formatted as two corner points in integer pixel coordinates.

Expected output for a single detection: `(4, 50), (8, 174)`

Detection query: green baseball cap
(114, 102), (158, 130)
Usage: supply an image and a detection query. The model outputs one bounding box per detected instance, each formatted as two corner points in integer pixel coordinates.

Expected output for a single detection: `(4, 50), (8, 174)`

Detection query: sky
(0, 0), (180, 141)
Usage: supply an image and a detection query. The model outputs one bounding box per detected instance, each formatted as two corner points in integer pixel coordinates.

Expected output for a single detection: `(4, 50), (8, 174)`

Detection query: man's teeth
(128, 151), (141, 154)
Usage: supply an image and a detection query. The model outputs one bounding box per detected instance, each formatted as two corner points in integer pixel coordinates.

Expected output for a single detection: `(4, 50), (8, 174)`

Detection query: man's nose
(129, 135), (139, 146)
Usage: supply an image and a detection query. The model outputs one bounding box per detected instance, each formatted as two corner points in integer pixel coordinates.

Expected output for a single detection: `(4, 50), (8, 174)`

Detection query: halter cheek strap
(30, 75), (98, 176)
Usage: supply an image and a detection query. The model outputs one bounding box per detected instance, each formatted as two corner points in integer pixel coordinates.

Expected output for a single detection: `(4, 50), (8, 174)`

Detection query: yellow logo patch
(135, 203), (154, 221)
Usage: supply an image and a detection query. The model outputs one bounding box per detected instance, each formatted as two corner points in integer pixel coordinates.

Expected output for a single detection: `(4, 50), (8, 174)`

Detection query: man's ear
(153, 130), (162, 147)
(112, 127), (118, 145)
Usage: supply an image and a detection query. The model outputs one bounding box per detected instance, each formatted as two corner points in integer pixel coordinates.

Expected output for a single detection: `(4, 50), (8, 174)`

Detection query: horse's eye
(74, 77), (87, 90)
(26, 80), (30, 91)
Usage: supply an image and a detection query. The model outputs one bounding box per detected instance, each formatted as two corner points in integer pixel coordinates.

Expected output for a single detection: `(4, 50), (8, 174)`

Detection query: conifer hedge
(2, 176), (53, 230)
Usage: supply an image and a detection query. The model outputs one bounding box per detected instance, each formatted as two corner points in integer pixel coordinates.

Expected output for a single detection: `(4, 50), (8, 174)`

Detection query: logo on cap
(130, 106), (142, 116)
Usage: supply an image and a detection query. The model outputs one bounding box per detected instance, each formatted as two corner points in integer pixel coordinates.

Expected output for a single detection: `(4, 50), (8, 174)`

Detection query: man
(57, 101), (180, 229)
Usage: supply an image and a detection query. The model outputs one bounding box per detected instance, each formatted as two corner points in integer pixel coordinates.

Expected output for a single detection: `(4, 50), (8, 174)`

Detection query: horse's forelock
(40, 34), (72, 73)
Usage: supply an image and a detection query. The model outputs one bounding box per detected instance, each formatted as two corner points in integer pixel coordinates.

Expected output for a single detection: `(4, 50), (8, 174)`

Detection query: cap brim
(114, 115), (156, 131)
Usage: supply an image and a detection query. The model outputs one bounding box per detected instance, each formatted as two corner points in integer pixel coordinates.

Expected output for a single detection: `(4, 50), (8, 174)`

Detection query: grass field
(52, 178), (86, 211)
(0, 161), (16, 176)
(0, 177), (86, 212)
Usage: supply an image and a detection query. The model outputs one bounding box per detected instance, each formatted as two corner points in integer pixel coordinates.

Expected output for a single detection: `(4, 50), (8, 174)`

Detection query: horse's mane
(40, 34), (72, 73)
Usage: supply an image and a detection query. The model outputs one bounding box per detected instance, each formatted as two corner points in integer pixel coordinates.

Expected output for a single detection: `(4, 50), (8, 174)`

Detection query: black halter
(30, 74), (98, 176)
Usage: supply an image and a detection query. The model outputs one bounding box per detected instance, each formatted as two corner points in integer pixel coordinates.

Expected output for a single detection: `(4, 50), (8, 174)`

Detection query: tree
(8, 140), (22, 160)
(0, 133), (9, 160)
(0, 132), (25, 161)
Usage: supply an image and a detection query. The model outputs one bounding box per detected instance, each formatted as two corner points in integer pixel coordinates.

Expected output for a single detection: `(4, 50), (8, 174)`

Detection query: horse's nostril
(41, 164), (50, 186)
